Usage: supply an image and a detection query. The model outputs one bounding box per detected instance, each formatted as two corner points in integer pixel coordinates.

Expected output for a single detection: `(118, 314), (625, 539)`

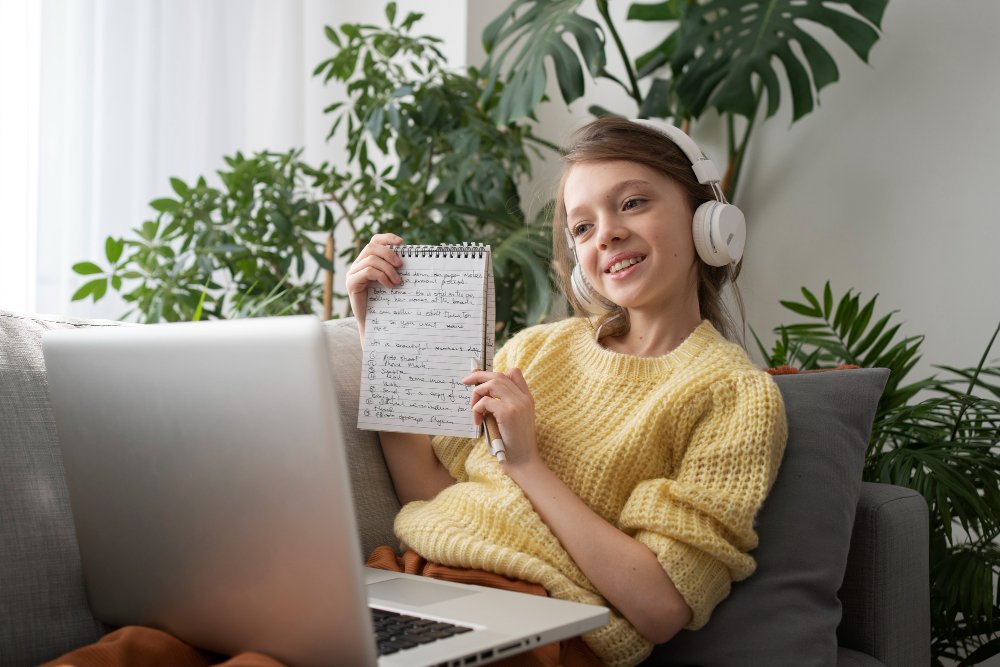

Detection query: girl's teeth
(610, 256), (644, 273)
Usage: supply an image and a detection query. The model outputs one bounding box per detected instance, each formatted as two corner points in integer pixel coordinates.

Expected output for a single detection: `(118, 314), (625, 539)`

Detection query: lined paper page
(358, 246), (491, 438)
(485, 253), (496, 371)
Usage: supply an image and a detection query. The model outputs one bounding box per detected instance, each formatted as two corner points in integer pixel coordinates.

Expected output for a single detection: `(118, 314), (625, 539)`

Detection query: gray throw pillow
(644, 367), (889, 667)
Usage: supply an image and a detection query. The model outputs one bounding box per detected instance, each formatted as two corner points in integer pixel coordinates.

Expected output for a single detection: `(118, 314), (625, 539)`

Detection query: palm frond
(936, 366), (1000, 400)
(932, 542), (1000, 661)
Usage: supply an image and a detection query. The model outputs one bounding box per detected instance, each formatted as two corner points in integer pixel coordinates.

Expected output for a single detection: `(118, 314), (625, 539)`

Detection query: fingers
(464, 374), (511, 400)
(371, 232), (403, 246)
(505, 368), (530, 392)
(348, 264), (397, 291)
(346, 234), (406, 294)
(466, 371), (532, 407)
(356, 237), (404, 264)
(462, 370), (495, 386)
(463, 368), (529, 393)
(470, 395), (502, 421)
(347, 255), (402, 290)
(465, 368), (536, 466)
(468, 379), (501, 404)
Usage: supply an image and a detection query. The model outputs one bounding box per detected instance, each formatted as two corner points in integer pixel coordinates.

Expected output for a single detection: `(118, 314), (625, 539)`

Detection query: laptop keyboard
(372, 608), (474, 655)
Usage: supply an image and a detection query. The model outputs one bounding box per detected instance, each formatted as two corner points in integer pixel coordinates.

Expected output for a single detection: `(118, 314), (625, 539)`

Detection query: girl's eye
(623, 197), (644, 211)
(571, 223), (592, 237)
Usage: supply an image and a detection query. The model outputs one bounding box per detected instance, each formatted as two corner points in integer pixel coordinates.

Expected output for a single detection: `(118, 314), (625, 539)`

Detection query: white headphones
(569, 118), (746, 315)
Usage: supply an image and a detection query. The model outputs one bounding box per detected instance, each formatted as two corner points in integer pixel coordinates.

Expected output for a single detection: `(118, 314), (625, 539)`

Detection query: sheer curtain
(0, 0), (40, 313)
(34, 0), (344, 318)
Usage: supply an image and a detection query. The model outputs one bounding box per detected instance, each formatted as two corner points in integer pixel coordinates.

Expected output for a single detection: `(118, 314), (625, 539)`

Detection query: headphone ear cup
(692, 202), (719, 266)
(571, 263), (616, 315)
(692, 201), (746, 267)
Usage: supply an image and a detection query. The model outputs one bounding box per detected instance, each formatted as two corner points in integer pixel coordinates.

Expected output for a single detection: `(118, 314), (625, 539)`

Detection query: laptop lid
(43, 316), (607, 667)
(44, 315), (376, 665)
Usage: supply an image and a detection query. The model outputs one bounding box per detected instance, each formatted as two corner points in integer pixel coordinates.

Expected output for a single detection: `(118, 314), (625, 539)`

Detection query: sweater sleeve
(618, 371), (787, 629)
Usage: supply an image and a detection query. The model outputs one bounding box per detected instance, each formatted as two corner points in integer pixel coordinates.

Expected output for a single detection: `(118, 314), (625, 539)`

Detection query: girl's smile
(604, 252), (647, 278)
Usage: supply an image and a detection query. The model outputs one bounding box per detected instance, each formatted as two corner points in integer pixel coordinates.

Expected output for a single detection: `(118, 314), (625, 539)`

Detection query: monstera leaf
(671, 0), (888, 121)
(481, 0), (606, 124)
(628, 0), (684, 77)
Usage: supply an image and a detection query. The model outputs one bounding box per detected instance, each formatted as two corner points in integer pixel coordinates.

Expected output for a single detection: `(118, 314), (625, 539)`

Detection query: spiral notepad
(358, 244), (495, 438)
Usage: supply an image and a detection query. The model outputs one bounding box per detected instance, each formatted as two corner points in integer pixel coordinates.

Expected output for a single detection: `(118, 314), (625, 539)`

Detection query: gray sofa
(1, 310), (930, 666)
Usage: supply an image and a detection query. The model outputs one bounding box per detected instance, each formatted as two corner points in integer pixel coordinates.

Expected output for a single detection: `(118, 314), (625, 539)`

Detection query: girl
(346, 116), (787, 667)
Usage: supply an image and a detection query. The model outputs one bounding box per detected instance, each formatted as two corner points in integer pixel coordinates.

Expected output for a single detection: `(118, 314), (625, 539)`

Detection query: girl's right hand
(345, 233), (405, 340)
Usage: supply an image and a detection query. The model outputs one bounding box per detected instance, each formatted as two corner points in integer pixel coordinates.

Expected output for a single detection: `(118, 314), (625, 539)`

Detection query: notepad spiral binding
(390, 244), (488, 258)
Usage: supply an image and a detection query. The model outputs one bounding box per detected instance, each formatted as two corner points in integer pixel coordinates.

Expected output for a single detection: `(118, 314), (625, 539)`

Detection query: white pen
(469, 358), (507, 463)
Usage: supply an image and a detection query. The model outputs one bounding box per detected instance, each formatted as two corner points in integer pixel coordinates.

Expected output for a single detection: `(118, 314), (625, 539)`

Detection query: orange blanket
(40, 626), (282, 667)
(42, 548), (602, 667)
(366, 546), (602, 667)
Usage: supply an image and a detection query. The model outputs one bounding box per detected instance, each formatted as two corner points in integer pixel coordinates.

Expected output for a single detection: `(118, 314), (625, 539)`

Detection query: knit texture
(394, 317), (787, 667)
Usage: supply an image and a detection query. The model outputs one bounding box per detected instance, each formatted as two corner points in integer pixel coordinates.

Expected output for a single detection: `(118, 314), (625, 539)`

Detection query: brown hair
(552, 116), (744, 342)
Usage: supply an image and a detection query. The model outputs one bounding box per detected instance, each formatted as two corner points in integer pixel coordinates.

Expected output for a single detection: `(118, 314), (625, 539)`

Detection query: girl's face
(564, 160), (699, 317)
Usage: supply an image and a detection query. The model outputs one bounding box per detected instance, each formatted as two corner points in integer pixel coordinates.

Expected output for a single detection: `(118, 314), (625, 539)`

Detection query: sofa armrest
(837, 481), (930, 667)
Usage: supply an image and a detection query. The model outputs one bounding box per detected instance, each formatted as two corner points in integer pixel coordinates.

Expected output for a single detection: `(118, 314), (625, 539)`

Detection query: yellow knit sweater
(394, 317), (787, 666)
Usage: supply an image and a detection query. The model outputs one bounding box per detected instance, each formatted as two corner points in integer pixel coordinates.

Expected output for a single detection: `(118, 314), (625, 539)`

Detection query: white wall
(737, 0), (1000, 380)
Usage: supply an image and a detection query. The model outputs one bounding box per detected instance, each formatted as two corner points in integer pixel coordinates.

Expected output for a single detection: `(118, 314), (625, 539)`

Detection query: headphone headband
(629, 117), (745, 268)
(630, 118), (721, 186)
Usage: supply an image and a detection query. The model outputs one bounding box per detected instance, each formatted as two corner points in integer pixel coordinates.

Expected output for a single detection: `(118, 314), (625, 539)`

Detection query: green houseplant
(73, 0), (890, 327)
(71, 149), (335, 322)
(73, 5), (556, 340)
(755, 284), (1000, 665)
(310, 7), (556, 338)
(479, 0), (888, 200)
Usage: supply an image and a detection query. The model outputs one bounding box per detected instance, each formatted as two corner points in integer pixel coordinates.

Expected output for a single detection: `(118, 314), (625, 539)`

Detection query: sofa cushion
(320, 318), (401, 556)
(836, 646), (887, 667)
(0, 311), (117, 666)
(644, 367), (889, 667)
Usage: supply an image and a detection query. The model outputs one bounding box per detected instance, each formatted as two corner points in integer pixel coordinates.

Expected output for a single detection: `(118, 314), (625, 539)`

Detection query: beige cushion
(320, 318), (401, 557)
(0, 311), (116, 666)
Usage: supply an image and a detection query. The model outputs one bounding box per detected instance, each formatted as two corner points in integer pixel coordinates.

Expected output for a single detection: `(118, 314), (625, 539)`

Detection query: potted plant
(73, 4), (556, 341)
(74, 0), (889, 327)
(756, 284), (1000, 664)
(478, 0), (887, 199)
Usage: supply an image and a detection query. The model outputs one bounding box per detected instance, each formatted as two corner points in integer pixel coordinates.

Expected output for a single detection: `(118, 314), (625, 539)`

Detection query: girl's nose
(595, 215), (628, 248)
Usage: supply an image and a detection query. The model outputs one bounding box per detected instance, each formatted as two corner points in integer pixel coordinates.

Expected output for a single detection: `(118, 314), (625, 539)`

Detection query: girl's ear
(566, 228), (616, 315)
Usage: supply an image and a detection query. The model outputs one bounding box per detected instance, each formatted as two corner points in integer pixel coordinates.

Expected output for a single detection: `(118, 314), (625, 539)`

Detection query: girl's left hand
(463, 368), (538, 468)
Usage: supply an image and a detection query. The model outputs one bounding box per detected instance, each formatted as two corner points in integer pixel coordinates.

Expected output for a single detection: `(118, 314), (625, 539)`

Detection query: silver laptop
(42, 315), (607, 667)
